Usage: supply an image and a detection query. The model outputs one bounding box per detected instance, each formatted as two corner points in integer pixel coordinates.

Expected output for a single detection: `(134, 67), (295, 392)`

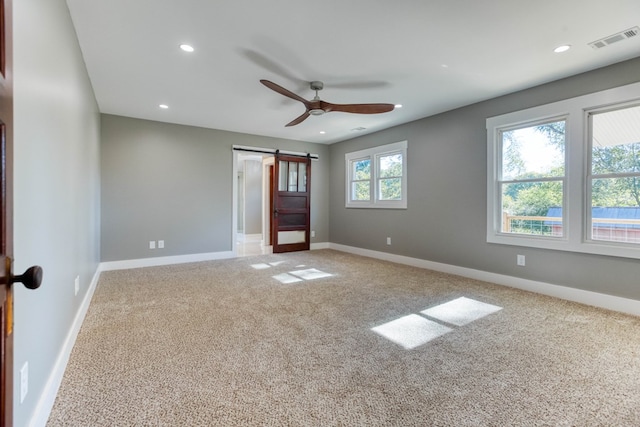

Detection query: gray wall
(101, 115), (329, 261)
(329, 57), (640, 302)
(13, 0), (101, 425)
(243, 160), (263, 235)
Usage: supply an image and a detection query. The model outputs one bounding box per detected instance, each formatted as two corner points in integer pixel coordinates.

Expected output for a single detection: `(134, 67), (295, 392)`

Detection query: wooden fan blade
(285, 111), (310, 127)
(260, 80), (309, 105)
(322, 102), (395, 114)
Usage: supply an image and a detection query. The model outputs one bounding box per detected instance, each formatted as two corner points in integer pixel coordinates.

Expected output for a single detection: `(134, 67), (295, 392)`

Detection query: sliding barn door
(272, 154), (311, 253)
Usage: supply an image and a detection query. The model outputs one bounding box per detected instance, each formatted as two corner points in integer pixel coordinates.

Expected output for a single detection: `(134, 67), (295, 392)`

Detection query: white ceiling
(65, 0), (640, 144)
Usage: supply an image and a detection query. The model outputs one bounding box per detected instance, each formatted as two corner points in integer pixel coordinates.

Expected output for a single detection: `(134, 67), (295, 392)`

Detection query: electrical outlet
(386, 237), (391, 245)
(149, 241), (156, 249)
(158, 240), (165, 249)
(20, 362), (28, 403)
(517, 254), (526, 266)
(74, 275), (80, 296)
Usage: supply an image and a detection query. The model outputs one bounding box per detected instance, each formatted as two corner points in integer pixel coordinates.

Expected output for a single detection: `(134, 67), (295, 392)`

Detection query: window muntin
(498, 120), (566, 237)
(588, 104), (640, 245)
(345, 141), (407, 209)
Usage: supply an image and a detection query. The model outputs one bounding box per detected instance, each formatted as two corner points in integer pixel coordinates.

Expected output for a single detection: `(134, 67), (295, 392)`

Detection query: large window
(499, 120), (566, 237)
(588, 104), (640, 244)
(487, 81), (640, 259)
(346, 141), (407, 209)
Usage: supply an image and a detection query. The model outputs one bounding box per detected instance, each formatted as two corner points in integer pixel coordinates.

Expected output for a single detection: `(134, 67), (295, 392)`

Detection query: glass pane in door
(288, 162), (298, 192)
(298, 163), (307, 192)
(279, 161), (288, 191)
(278, 230), (306, 244)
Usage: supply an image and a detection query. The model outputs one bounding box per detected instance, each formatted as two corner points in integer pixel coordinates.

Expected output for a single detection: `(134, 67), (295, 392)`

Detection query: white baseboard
(29, 267), (102, 427)
(100, 245), (331, 272)
(311, 242), (330, 250)
(329, 243), (640, 317)
(99, 251), (235, 271)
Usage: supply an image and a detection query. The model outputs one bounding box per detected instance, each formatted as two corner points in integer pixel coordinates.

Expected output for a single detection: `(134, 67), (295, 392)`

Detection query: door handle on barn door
(274, 208), (279, 217)
(11, 265), (43, 290)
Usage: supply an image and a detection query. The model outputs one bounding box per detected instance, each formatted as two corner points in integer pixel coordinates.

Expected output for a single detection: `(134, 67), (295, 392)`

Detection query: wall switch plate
(386, 237), (391, 245)
(20, 362), (28, 403)
(149, 241), (156, 249)
(74, 275), (80, 296)
(311, 231), (315, 238)
(158, 240), (165, 249)
(517, 254), (526, 266)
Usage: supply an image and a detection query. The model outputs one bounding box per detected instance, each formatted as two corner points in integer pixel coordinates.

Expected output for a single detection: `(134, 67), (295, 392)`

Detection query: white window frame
(487, 81), (640, 260)
(345, 140), (407, 209)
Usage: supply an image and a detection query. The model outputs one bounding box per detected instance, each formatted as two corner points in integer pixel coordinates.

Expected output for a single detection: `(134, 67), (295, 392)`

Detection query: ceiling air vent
(589, 26), (639, 49)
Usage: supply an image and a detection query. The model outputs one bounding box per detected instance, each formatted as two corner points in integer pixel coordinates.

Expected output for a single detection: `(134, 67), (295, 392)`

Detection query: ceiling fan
(260, 79), (395, 127)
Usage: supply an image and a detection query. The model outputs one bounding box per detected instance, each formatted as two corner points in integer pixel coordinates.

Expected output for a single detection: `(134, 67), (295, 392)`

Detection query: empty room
(5, 0), (640, 426)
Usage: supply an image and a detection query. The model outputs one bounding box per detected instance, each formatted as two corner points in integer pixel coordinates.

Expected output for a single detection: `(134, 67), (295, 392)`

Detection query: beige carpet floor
(47, 250), (640, 426)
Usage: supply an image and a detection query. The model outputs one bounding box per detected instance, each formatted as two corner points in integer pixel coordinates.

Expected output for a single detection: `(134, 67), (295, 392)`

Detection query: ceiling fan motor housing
(310, 81), (324, 91)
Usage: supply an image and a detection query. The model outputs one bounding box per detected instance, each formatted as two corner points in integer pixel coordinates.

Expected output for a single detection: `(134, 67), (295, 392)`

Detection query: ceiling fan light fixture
(309, 109), (325, 116)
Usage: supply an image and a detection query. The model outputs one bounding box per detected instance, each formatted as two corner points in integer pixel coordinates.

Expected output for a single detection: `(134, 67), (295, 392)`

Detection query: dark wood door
(0, 0), (14, 423)
(0, 2), (41, 424)
(272, 154), (311, 253)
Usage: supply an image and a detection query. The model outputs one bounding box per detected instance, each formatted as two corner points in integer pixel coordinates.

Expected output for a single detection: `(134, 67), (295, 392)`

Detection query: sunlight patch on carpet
(251, 263), (271, 270)
(269, 261), (286, 266)
(273, 268), (333, 283)
(289, 268), (333, 280)
(273, 273), (303, 284)
(371, 314), (452, 350)
(421, 297), (502, 326)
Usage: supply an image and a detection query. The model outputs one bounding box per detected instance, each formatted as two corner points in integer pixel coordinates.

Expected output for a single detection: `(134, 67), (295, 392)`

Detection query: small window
(346, 141), (407, 209)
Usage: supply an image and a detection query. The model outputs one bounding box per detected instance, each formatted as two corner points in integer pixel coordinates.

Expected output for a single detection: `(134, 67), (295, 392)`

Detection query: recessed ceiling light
(179, 44), (194, 52)
(319, 131), (326, 134)
(159, 104), (169, 109)
(395, 104), (403, 109)
(554, 44), (571, 53)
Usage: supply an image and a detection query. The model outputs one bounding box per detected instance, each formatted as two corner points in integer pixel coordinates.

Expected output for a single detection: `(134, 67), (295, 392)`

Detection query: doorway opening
(233, 152), (274, 257)
(232, 146), (316, 258)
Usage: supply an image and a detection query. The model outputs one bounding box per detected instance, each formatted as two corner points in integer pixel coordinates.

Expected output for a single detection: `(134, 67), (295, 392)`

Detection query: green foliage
(379, 154), (402, 200)
(505, 123), (639, 226)
(353, 159), (371, 180)
(351, 154), (404, 202)
(503, 180), (563, 217)
(592, 142), (640, 206)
